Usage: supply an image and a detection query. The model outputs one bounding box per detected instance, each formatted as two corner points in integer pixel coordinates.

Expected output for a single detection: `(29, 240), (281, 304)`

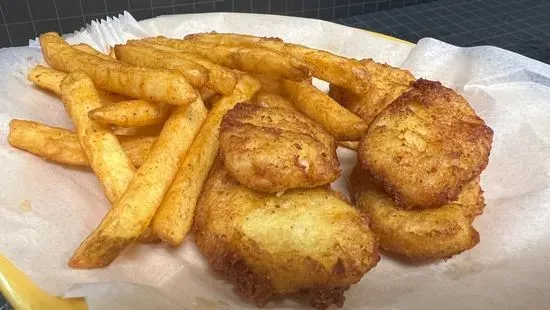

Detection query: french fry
(72, 43), (115, 62)
(69, 96), (208, 268)
(337, 141), (359, 151)
(114, 44), (208, 88)
(141, 36), (310, 81)
(28, 65), (168, 126)
(89, 100), (171, 127)
(8, 119), (155, 167)
(27, 65), (127, 103)
(39, 32), (196, 105)
(130, 41), (237, 95)
(151, 74), (261, 246)
(27, 65), (66, 95)
(252, 73), (285, 95)
(282, 80), (368, 141)
(137, 228), (160, 243)
(60, 72), (136, 204)
(112, 124), (164, 136)
(108, 48), (116, 59)
(8, 118), (159, 244)
(253, 91), (298, 111)
(186, 32), (371, 93)
(199, 87), (216, 102)
(117, 136), (156, 167)
(199, 87), (222, 109)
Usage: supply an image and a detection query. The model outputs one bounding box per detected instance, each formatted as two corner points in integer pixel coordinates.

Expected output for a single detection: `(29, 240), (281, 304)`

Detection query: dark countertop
(334, 0), (550, 64)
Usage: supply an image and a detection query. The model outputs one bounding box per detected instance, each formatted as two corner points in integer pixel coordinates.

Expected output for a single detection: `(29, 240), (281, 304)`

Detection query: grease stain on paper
(19, 199), (32, 212)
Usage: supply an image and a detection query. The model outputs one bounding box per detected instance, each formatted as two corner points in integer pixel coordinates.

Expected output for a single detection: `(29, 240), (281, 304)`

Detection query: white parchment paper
(2, 12), (549, 309)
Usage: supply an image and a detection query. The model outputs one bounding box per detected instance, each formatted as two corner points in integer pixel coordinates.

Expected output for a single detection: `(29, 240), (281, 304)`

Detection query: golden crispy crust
(329, 58), (415, 125)
(194, 160), (379, 309)
(359, 79), (493, 209)
(219, 103), (340, 192)
(349, 166), (484, 261)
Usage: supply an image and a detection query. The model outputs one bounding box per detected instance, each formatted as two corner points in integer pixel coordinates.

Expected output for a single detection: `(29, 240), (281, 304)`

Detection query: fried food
(253, 74), (285, 95)
(114, 44), (208, 88)
(129, 41), (237, 95)
(27, 65), (168, 126)
(194, 161), (379, 309)
(151, 74), (261, 246)
(252, 91), (297, 111)
(337, 141), (359, 151)
(359, 79), (493, 209)
(8, 119), (154, 167)
(69, 97), (207, 268)
(282, 80), (368, 141)
(27, 65), (127, 103)
(220, 103), (339, 192)
(60, 72), (136, 204)
(108, 47), (116, 59)
(39, 33), (196, 105)
(141, 36), (310, 81)
(89, 100), (171, 127)
(349, 166), (483, 260)
(72, 43), (116, 61)
(27, 65), (66, 95)
(111, 124), (164, 136)
(329, 58), (415, 124)
(185, 32), (371, 93)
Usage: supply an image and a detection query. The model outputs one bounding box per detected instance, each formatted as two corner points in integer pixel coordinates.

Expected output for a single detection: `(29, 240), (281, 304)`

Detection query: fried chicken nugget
(194, 160), (379, 309)
(219, 103), (340, 192)
(359, 79), (493, 209)
(349, 166), (484, 260)
(329, 59), (415, 125)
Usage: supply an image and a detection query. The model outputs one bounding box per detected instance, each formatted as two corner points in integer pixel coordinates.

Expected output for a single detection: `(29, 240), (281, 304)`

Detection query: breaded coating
(349, 166), (484, 260)
(219, 103), (340, 192)
(329, 58), (415, 124)
(194, 161), (379, 309)
(359, 79), (493, 209)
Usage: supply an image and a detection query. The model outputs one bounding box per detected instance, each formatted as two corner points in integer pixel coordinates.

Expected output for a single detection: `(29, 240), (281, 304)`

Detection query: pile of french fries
(8, 32), (371, 268)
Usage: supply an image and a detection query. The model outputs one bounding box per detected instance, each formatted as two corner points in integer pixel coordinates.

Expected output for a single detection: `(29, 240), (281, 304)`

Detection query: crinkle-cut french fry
(151, 74), (261, 246)
(8, 119), (155, 167)
(185, 32), (371, 94)
(282, 80), (368, 141)
(39, 32), (196, 105)
(89, 100), (171, 127)
(129, 41), (237, 95)
(140, 36), (310, 81)
(69, 96), (208, 268)
(114, 44), (208, 88)
(60, 72), (136, 204)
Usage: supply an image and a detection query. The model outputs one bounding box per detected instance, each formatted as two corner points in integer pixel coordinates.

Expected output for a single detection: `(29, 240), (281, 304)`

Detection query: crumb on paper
(19, 199), (32, 212)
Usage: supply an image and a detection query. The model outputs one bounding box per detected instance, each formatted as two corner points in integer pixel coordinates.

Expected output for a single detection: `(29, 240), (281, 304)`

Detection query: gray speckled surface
(335, 0), (550, 63)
